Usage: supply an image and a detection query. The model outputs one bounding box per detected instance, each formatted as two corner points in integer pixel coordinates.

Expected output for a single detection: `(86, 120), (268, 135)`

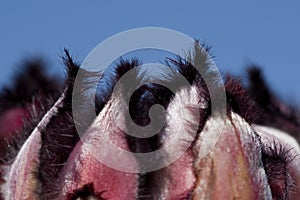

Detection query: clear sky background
(1, 1), (299, 102)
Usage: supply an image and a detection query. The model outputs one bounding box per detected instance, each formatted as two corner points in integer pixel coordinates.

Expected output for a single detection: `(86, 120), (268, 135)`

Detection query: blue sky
(1, 1), (299, 101)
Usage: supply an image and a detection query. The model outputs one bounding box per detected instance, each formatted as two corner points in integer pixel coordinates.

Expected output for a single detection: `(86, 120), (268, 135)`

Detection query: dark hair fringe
(247, 66), (300, 143)
(38, 50), (82, 198)
(0, 58), (61, 114)
(225, 75), (259, 123)
(261, 140), (298, 198)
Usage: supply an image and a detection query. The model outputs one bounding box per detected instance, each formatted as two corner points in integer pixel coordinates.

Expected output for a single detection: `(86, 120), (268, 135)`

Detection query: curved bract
(0, 47), (299, 200)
